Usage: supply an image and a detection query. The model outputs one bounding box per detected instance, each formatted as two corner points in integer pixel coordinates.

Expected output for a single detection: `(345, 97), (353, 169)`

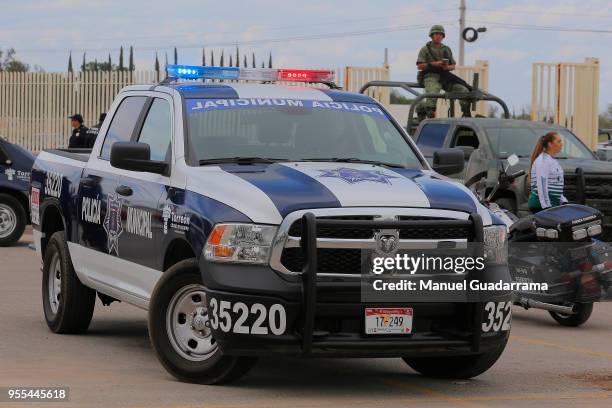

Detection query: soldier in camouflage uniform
(416, 25), (471, 120)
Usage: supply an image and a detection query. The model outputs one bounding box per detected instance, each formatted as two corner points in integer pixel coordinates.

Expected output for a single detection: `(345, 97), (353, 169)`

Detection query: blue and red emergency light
(166, 64), (335, 84)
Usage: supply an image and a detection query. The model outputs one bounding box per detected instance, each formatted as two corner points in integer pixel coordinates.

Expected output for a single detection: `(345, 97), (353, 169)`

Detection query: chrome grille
(270, 208), (474, 277)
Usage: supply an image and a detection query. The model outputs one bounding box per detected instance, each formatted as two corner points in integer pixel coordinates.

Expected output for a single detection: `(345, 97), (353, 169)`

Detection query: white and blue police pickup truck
(31, 65), (512, 384)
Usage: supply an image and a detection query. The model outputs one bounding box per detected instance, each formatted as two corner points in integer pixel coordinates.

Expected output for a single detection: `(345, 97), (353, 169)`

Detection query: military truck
(360, 79), (612, 240)
(412, 118), (612, 239)
(597, 128), (612, 161)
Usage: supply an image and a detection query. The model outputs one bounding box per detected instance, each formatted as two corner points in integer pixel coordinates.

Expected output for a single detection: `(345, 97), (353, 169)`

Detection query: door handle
(115, 185), (133, 196)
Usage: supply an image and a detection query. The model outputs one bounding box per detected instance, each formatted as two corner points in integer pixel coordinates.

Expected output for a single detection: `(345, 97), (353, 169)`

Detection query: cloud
(1, 0), (611, 111)
(389, 50), (418, 81)
(467, 48), (530, 64)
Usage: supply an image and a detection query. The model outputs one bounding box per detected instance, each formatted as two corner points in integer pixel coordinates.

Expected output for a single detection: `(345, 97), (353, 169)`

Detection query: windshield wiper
(300, 157), (405, 168)
(199, 157), (288, 165)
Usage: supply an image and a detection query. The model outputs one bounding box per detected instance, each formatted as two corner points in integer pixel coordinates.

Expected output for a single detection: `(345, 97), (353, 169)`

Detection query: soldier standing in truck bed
(416, 25), (471, 120)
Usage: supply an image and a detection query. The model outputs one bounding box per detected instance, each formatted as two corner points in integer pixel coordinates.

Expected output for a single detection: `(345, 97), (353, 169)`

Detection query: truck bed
(44, 148), (91, 163)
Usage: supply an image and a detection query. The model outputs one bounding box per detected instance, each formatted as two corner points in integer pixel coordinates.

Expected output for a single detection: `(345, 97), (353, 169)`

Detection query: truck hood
(557, 158), (612, 173)
(516, 157), (612, 173)
(186, 162), (488, 224)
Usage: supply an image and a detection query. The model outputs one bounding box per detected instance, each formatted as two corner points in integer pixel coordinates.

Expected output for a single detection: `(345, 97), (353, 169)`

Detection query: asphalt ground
(1, 230), (611, 408)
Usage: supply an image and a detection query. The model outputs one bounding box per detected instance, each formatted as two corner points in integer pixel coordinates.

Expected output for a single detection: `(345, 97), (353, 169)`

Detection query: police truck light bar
(277, 69), (335, 83)
(166, 65), (240, 80)
(166, 64), (335, 84)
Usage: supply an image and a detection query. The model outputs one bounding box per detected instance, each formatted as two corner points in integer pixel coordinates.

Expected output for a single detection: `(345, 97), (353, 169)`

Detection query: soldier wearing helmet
(416, 25), (471, 120)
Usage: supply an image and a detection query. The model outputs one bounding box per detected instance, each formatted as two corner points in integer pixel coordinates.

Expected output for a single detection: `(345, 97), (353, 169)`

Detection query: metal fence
(0, 66), (389, 152)
(343, 65), (390, 106)
(0, 70), (160, 151)
(531, 58), (600, 150)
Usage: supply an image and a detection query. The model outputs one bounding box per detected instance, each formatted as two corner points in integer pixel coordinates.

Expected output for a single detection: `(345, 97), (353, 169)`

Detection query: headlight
(483, 225), (508, 265)
(537, 227), (559, 240)
(204, 223), (278, 264)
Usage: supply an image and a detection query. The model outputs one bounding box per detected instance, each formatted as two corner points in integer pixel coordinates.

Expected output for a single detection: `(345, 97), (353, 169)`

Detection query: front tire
(549, 303), (593, 327)
(0, 193), (26, 246)
(42, 231), (96, 333)
(148, 259), (257, 384)
(402, 339), (508, 379)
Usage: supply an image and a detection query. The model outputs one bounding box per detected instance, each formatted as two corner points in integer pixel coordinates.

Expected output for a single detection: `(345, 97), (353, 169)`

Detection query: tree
(511, 105), (531, 120)
(488, 105), (499, 118)
(119, 47), (124, 71)
(67, 51), (73, 73)
(220, 50), (224, 67)
(599, 104), (612, 129)
(229, 55), (233, 67)
(268, 53), (272, 68)
(243, 54), (247, 68)
(0, 48), (30, 72)
(81, 52), (87, 72)
(154, 52), (160, 72)
(3, 60), (29, 72)
(173, 47), (178, 65)
(252, 52), (256, 68)
(235, 46), (239, 68)
(390, 90), (414, 105)
(210, 49), (215, 66)
(202, 47), (206, 66)
(86, 60), (116, 72)
(129, 46), (134, 71)
(107, 54), (112, 71)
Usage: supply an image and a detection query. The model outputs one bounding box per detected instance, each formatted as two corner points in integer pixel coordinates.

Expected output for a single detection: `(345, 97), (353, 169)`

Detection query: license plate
(365, 307), (413, 334)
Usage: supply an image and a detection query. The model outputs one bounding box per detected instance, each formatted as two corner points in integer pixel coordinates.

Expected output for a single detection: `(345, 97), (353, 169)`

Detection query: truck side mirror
(457, 145), (475, 160)
(506, 154), (519, 167)
(110, 142), (167, 175)
(432, 148), (465, 176)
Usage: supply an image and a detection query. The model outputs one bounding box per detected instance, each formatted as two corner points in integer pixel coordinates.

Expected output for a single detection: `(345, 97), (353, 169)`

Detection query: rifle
(417, 44), (473, 91)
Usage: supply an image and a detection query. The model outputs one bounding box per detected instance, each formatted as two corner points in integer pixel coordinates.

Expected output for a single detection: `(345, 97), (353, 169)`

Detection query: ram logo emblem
(375, 230), (399, 255)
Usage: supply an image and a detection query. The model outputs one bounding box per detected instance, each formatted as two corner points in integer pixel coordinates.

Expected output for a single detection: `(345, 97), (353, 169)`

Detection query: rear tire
(402, 339), (508, 379)
(42, 231), (96, 333)
(549, 303), (593, 327)
(148, 259), (257, 384)
(0, 193), (26, 246)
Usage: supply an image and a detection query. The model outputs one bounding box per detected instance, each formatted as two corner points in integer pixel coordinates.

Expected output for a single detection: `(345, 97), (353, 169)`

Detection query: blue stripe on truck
(218, 163), (341, 217)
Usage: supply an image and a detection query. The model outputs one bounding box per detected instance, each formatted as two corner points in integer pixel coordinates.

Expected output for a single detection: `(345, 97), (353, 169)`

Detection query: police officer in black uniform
(68, 114), (89, 148)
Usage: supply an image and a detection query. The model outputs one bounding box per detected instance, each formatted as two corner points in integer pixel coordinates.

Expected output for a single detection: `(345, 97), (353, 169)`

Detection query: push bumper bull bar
(298, 212), (486, 355)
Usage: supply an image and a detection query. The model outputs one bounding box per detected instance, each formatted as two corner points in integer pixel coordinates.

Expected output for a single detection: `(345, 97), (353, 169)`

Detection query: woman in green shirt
(528, 132), (567, 213)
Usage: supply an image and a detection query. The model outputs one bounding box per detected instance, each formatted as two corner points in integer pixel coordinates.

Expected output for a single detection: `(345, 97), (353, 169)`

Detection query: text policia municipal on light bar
(166, 64), (335, 83)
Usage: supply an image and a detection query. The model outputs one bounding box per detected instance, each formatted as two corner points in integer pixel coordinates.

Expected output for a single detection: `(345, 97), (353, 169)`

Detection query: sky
(1, 0), (610, 113)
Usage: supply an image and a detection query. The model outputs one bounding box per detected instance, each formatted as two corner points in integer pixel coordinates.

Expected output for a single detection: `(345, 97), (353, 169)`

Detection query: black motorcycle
(466, 154), (611, 327)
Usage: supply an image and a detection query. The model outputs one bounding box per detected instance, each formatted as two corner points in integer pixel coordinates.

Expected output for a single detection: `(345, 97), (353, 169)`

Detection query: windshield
(486, 127), (595, 159)
(185, 98), (423, 168)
